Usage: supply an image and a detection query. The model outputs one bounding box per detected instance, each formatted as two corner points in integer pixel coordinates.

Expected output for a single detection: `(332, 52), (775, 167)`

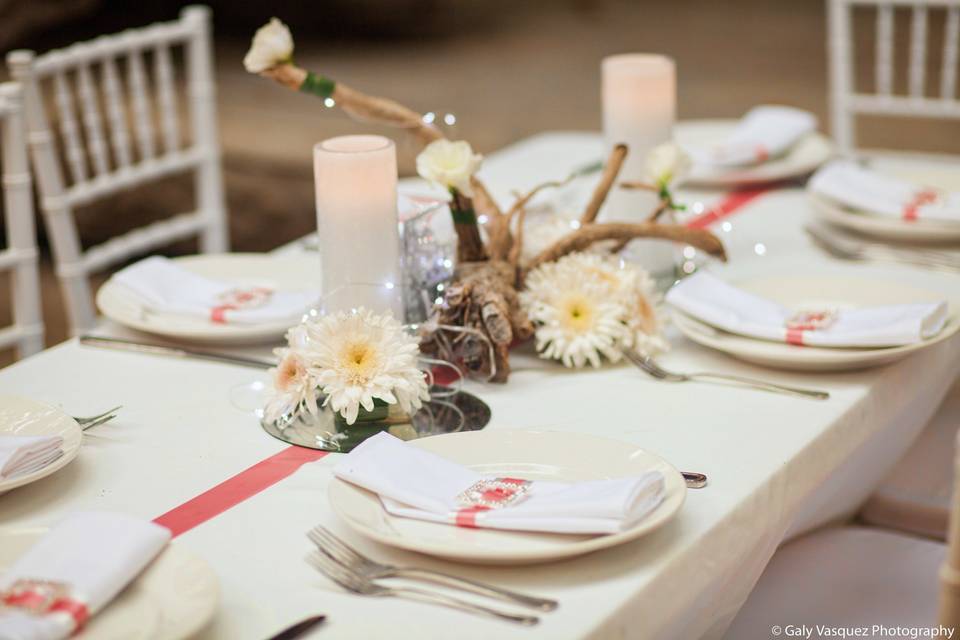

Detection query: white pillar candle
(602, 53), (675, 219)
(314, 135), (403, 317)
(601, 54), (677, 286)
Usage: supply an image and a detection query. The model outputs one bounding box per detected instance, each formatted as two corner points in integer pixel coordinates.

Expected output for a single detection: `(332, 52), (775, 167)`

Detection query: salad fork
(622, 348), (829, 400)
(805, 225), (960, 272)
(305, 551), (539, 625)
(307, 526), (557, 611)
(73, 406), (122, 430)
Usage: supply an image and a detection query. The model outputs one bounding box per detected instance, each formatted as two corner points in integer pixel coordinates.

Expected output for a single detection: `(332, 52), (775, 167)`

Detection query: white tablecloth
(1, 130), (958, 639)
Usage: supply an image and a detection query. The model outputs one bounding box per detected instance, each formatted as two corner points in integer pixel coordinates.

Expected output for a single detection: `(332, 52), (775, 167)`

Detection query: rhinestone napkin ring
(1, 578), (70, 613)
(786, 309), (837, 331)
(456, 478), (532, 509)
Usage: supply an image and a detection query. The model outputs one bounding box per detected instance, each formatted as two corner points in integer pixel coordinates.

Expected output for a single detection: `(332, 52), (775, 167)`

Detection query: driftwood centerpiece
(246, 20), (726, 382)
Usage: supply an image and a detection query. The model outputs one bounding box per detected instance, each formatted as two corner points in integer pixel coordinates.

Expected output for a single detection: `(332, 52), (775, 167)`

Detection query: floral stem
(451, 190), (488, 263)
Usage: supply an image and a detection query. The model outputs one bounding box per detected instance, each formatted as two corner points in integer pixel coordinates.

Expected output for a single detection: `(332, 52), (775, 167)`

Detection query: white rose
(644, 142), (691, 188)
(416, 139), (483, 196)
(243, 18), (294, 73)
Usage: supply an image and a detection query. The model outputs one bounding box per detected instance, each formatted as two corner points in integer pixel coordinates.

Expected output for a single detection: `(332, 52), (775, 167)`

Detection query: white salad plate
(96, 254), (318, 345)
(329, 430), (686, 565)
(677, 119), (834, 187)
(671, 274), (960, 371)
(0, 528), (219, 640)
(0, 396), (81, 494)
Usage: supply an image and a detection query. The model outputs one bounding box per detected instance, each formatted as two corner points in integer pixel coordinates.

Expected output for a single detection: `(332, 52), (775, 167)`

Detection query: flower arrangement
(246, 19), (727, 382)
(265, 308), (430, 426)
(521, 253), (667, 368)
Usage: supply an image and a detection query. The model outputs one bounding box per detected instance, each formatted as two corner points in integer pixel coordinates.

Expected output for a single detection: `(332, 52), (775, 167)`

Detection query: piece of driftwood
(257, 63), (727, 381)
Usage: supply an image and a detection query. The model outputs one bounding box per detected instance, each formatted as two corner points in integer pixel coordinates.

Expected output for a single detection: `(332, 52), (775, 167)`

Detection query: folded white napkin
(111, 256), (319, 325)
(666, 271), (948, 348)
(333, 433), (666, 535)
(809, 160), (960, 223)
(0, 435), (62, 480)
(0, 512), (171, 640)
(690, 105), (817, 167)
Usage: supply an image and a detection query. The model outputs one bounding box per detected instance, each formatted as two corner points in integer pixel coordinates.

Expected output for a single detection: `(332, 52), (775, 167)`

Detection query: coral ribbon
(685, 187), (771, 230)
(153, 446), (328, 538)
(903, 189), (939, 222)
(454, 506), (490, 528)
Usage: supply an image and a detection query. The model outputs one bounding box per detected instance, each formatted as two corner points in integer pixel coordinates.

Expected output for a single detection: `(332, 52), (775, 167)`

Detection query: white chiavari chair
(6, 5), (227, 335)
(0, 82), (43, 360)
(724, 429), (960, 638)
(828, 0), (960, 154)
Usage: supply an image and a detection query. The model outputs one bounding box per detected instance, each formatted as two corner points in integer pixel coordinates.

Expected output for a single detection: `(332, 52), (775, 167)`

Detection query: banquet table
(2, 130), (960, 640)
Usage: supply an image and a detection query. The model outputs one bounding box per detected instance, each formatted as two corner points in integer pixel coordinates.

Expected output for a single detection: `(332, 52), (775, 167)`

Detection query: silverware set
(805, 224), (960, 272)
(622, 347), (830, 400)
(305, 525), (554, 625)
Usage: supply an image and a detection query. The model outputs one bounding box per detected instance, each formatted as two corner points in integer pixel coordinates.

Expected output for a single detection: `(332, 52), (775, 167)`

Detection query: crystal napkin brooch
(456, 477), (532, 509)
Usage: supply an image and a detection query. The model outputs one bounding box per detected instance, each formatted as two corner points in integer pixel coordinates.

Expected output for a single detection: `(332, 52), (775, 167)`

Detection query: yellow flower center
(339, 339), (380, 385)
(559, 295), (595, 333)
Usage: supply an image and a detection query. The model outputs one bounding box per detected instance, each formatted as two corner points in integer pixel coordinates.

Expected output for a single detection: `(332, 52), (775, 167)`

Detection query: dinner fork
(307, 526), (557, 611)
(73, 406), (122, 431)
(305, 551), (539, 625)
(805, 225), (960, 272)
(622, 348), (830, 400)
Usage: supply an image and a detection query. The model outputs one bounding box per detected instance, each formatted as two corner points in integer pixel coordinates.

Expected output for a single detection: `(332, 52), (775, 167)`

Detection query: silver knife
(265, 615), (326, 640)
(79, 335), (276, 369)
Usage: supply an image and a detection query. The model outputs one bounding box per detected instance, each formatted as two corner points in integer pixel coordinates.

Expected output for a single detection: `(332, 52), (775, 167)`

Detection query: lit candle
(314, 135), (403, 317)
(601, 54), (677, 286)
(601, 53), (676, 219)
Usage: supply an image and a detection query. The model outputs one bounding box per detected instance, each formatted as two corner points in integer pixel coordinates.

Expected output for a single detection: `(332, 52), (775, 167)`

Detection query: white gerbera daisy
(301, 308), (429, 424)
(521, 252), (669, 368)
(521, 257), (630, 368)
(264, 348), (318, 424)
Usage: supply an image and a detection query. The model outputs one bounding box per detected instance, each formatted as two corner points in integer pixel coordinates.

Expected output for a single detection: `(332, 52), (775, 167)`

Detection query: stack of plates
(329, 430), (687, 565)
(677, 119), (834, 188)
(670, 274), (960, 371)
(808, 160), (960, 244)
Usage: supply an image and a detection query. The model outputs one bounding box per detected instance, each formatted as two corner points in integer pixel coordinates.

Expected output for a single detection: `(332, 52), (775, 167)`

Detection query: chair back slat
(828, 0), (960, 153)
(909, 6), (930, 97)
(154, 43), (180, 153)
(75, 61), (110, 176)
(5, 5), (228, 335)
(126, 47), (156, 162)
(0, 82), (44, 358)
(944, 7), (960, 98)
(51, 71), (87, 184)
(101, 54), (132, 168)
(876, 5), (895, 95)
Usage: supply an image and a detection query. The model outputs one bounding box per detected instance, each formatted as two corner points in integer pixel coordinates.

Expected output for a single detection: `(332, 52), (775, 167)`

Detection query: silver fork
(622, 348), (830, 400)
(307, 526), (557, 611)
(305, 551), (539, 626)
(805, 225), (960, 272)
(73, 406), (122, 431)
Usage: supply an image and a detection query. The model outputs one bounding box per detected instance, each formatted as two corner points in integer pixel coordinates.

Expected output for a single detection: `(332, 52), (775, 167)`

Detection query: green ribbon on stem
(300, 72), (336, 99)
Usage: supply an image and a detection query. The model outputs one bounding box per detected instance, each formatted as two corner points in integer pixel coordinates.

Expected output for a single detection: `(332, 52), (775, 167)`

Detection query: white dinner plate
(0, 528), (219, 640)
(96, 254), (319, 345)
(670, 274), (960, 371)
(808, 191), (960, 243)
(329, 430), (686, 565)
(676, 119), (835, 187)
(0, 396), (81, 494)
